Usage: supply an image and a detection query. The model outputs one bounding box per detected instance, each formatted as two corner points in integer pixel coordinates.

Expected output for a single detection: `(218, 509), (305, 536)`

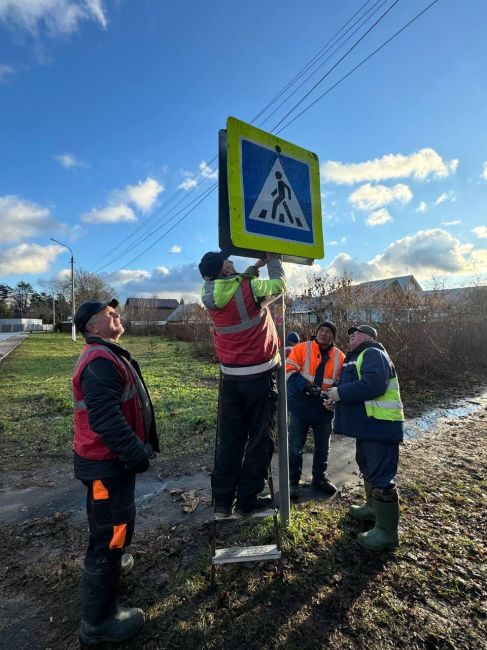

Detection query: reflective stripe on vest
(220, 352), (280, 376)
(355, 350), (404, 421)
(210, 284), (264, 334)
(301, 341), (342, 387)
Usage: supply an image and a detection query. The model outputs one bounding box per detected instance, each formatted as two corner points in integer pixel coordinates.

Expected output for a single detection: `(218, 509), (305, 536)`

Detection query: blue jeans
(355, 439), (400, 490)
(288, 413), (332, 486)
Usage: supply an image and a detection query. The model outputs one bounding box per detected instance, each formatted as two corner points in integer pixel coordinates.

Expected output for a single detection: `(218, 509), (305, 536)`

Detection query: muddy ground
(1, 387), (486, 649)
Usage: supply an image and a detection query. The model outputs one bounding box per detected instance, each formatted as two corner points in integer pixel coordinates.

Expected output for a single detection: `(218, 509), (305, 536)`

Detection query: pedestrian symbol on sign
(248, 157), (310, 232)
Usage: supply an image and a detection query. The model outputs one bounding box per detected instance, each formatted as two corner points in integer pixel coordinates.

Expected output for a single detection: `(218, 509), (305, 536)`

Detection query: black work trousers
(82, 474), (136, 570)
(212, 372), (277, 510)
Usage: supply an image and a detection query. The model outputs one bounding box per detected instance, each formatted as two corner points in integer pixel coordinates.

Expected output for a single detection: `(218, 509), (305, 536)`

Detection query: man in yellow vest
(325, 324), (404, 551)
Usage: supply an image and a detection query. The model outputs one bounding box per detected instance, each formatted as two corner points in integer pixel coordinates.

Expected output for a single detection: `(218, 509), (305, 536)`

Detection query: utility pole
(50, 238), (76, 341)
(274, 289), (290, 526)
(52, 294), (56, 330)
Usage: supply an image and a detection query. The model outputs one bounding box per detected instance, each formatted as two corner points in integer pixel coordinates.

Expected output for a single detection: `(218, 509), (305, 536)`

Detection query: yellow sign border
(226, 116), (324, 260)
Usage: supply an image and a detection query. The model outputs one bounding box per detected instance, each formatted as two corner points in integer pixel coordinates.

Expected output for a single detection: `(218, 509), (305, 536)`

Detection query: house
(290, 275), (424, 324)
(165, 303), (208, 324)
(124, 298), (179, 324)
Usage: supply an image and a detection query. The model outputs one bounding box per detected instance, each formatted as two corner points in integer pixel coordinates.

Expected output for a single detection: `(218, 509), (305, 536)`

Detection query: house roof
(166, 303), (204, 322)
(353, 275), (423, 295)
(125, 298), (179, 309)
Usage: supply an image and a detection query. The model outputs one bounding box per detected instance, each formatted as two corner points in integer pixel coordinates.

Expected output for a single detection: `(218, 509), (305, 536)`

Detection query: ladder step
(212, 544), (281, 565)
(214, 508), (278, 521)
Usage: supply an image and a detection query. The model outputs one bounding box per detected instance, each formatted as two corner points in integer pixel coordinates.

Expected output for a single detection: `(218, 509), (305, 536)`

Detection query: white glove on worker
(327, 387), (340, 402)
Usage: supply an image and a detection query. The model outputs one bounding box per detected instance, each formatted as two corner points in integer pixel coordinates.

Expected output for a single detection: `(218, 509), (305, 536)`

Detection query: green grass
(0, 333), (219, 467)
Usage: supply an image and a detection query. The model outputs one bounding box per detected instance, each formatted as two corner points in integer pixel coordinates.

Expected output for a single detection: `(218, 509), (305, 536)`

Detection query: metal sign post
(274, 296), (290, 526)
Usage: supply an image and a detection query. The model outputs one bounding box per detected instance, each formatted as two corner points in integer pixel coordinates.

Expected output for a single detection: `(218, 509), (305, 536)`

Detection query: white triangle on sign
(248, 158), (310, 232)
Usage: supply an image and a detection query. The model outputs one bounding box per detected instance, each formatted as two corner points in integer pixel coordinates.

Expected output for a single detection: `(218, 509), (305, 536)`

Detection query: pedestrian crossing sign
(224, 116), (324, 261)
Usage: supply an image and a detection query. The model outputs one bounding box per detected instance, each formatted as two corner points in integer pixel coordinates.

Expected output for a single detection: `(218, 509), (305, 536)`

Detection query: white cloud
(178, 160), (218, 190)
(54, 152), (88, 169)
(112, 177), (163, 213)
(416, 201), (427, 213)
(481, 162), (487, 181)
(81, 204), (136, 224)
(178, 177), (198, 191)
(434, 190), (455, 206)
(0, 64), (15, 82)
(328, 236), (348, 246)
(348, 183), (412, 211)
(0, 0), (107, 37)
(365, 209), (393, 227)
(199, 161), (218, 180)
(169, 245), (182, 254)
(321, 148), (457, 185)
(323, 229), (487, 282)
(441, 220), (461, 226)
(109, 263), (203, 302)
(0, 243), (62, 276)
(472, 226), (487, 239)
(0, 194), (61, 243)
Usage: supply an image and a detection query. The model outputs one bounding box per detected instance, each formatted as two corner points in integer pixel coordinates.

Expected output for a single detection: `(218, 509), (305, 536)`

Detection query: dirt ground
(1, 387), (486, 649)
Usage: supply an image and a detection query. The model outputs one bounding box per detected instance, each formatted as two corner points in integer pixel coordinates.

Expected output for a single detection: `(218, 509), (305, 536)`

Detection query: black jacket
(73, 336), (160, 480)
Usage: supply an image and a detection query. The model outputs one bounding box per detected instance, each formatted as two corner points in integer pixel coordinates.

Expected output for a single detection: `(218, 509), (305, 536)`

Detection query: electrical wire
(98, 0), (441, 275)
(275, 0), (441, 134)
(91, 2), (390, 272)
(257, 0), (390, 128)
(270, 0), (401, 132)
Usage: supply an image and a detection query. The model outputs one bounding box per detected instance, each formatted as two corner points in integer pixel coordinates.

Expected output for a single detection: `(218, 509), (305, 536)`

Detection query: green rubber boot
(348, 479), (375, 522)
(358, 490), (399, 551)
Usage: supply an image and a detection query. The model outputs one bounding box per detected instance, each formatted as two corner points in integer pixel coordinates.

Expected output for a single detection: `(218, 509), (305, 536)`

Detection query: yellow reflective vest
(356, 349), (404, 422)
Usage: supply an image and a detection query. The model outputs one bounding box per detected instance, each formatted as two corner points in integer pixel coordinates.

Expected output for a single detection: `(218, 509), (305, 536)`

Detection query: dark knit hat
(316, 321), (337, 339)
(286, 331), (300, 346)
(74, 298), (119, 333)
(198, 247), (232, 280)
(347, 324), (377, 340)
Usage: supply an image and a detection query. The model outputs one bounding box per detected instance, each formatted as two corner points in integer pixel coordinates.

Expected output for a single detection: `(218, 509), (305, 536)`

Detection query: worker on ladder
(199, 248), (286, 517)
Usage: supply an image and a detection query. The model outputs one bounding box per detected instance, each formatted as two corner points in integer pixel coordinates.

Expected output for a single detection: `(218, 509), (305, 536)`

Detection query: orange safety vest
(286, 340), (345, 391)
(72, 344), (147, 460)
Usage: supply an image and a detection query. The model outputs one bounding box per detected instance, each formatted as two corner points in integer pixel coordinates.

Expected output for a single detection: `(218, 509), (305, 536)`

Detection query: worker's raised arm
(250, 255), (286, 307)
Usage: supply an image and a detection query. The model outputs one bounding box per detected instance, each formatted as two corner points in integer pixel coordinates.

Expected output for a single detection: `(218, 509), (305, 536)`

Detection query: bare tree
(55, 268), (115, 306)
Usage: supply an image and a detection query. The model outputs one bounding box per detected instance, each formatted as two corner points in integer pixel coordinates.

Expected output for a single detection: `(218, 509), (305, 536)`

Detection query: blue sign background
(241, 139), (314, 244)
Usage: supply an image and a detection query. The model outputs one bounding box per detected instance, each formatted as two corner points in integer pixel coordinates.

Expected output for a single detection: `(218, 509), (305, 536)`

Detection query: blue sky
(0, 0), (486, 302)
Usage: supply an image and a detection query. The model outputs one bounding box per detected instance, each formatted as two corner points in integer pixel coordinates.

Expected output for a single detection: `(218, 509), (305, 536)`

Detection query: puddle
(405, 393), (487, 439)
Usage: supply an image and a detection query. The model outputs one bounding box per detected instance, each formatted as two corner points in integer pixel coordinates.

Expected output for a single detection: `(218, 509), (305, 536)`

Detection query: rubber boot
(348, 479), (375, 522)
(358, 489), (399, 551)
(79, 556), (144, 646)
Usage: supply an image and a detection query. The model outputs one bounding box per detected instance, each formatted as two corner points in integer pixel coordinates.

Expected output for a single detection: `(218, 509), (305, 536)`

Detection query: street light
(50, 238), (76, 342)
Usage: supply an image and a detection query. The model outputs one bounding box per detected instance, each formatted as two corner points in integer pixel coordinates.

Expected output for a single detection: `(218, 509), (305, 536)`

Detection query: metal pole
(275, 293), (290, 526)
(70, 254), (76, 341)
(52, 294), (55, 328)
(50, 238), (76, 342)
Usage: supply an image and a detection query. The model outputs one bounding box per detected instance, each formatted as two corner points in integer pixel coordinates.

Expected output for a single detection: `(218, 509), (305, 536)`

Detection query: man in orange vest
(72, 299), (159, 645)
(199, 248), (286, 517)
(286, 322), (345, 500)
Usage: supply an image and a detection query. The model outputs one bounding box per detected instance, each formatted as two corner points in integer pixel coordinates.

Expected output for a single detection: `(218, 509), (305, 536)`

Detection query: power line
(275, 0), (441, 134)
(250, 0), (378, 125)
(99, 0), (441, 275)
(103, 183), (218, 279)
(257, 0), (389, 128)
(91, 2), (389, 272)
(270, 0), (401, 132)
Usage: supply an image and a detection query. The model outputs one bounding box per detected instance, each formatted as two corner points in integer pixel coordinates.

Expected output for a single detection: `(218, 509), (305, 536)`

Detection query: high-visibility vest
(286, 340), (344, 391)
(356, 349), (405, 421)
(72, 344), (147, 460)
(202, 277), (279, 375)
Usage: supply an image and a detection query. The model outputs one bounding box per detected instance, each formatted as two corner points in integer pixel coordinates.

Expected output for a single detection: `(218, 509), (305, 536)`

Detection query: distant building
(124, 297), (179, 325)
(0, 318), (53, 333)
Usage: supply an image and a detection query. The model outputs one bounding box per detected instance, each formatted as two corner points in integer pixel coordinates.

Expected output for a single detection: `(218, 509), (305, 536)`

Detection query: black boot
(79, 556), (144, 646)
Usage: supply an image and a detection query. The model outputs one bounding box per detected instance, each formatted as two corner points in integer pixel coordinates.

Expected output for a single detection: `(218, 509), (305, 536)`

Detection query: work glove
(306, 384), (322, 398)
(127, 456), (150, 474)
(327, 387), (340, 402)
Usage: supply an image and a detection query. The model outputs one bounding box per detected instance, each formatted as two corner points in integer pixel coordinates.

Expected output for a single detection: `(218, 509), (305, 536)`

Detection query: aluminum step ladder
(210, 470), (283, 588)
